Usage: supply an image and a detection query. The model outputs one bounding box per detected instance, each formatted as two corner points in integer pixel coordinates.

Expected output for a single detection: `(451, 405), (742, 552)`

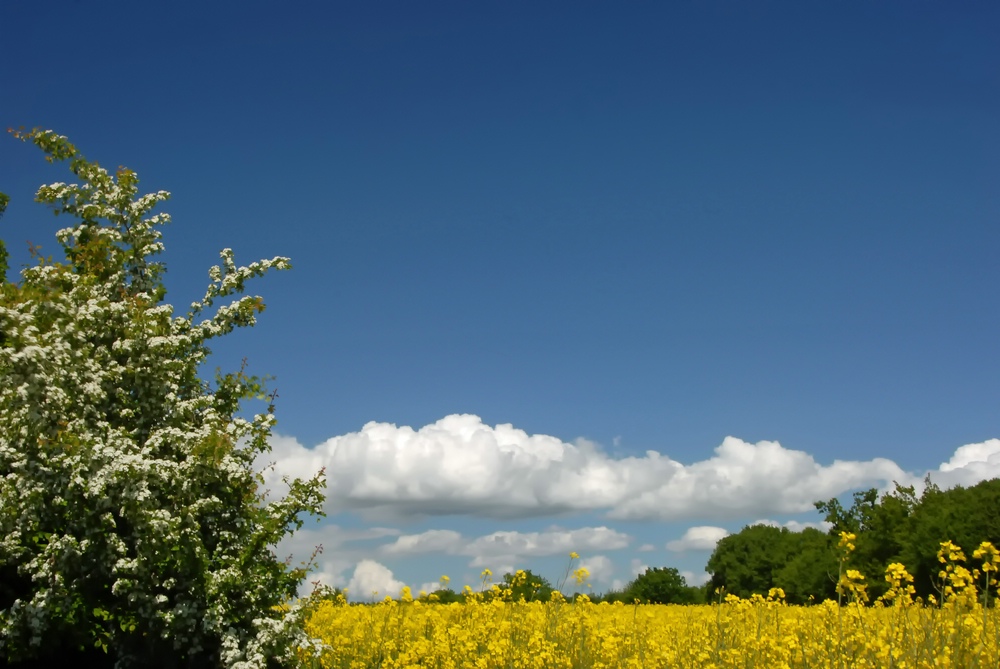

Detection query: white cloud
(629, 558), (648, 577)
(930, 439), (1000, 487)
(939, 439), (1000, 471)
(273, 525), (404, 594)
(607, 436), (906, 521)
(346, 560), (407, 601)
(381, 529), (463, 555)
(579, 555), (615, 586)
(489, 564), (516, 579)
(418, 581), (444, 595)
(666, 526), (730, 552)
(463, 526), (630, 567)
(263, 414), (1000, 523)
(375, 525), (629, 570)
(637, 543), (656, 552)
(681, 570), (712, 587)
(752, 519), (833, 533)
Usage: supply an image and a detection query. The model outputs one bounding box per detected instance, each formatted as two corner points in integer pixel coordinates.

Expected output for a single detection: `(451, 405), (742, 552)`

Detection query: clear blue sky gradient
(2, 1), (999, 593)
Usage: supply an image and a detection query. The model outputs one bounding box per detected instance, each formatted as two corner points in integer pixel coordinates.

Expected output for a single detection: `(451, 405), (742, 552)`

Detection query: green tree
(707, 524), (793, 599)
(500, 569), (554, 602)
(774, 528), (838, 604)
(591, 587), (630, 604)
(422, 588), (463, 604)
(816, 484), (918, 599)
(816, 479), (1000, 599)
(897, 478), (1000, 598)
(625, 567), (696, 604)
(0, 130), (325, 668)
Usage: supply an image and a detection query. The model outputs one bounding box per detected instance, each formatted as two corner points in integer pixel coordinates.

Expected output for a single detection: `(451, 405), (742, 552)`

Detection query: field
(300, 589), (1000, 668)
(297, 541), (1000, 669)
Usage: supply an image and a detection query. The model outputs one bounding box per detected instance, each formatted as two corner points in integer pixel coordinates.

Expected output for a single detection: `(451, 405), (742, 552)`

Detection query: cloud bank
(263, 414), (1000, 522)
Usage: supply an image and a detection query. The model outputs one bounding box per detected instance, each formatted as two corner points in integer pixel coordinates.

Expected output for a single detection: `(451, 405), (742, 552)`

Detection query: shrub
(0, 130), (325, 669)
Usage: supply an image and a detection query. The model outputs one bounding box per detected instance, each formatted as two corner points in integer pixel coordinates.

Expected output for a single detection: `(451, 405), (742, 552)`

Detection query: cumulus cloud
(607, 436), (906, 521)
(931, 439), (1000, 487)
(666, 526), (730, 552)
(637, 544), (656, 552)
(347, 560), (407, 601)
(418, 581), (445, 595)
(263, 414), (1000, 523)
(579, 555), (615, 586)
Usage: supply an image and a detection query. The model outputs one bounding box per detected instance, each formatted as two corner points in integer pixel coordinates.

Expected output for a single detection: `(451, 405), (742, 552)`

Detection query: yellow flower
(838, 531), (857, 552)
(301, 540), (1000, 669)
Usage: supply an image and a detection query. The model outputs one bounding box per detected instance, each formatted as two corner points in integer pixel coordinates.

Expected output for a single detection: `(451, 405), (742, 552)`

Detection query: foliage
(707, 479), (1000, 604)
(590, 587), (631, 604)
(707, 524), (795, 599)
(773, 528), (838, 604)
(420, 589), (464, 604)
(0, 130), (325, 669)
(0, 190), (8, 280)
(818, 478), (1000, 600)
(815, 483), (917, 599)
(500, 569), (554, 602)
(623, 567), (699, 604)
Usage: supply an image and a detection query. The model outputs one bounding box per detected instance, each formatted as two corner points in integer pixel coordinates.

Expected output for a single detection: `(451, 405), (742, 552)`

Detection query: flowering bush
(0, 130), (325, 669)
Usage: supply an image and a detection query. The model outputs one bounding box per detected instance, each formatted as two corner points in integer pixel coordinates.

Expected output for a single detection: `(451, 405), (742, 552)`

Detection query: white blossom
(1, 130), (325, 668)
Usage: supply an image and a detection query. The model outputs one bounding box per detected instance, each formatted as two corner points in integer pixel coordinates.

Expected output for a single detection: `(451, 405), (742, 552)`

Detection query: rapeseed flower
(300, 540), (1000, 668)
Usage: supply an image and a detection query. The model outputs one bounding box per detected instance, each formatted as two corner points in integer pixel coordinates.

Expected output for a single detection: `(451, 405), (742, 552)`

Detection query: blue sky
(3, 1), (999, 597)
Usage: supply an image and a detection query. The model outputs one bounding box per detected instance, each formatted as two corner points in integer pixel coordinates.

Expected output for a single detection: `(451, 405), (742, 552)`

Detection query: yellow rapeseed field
(298, 538), (1000, 669)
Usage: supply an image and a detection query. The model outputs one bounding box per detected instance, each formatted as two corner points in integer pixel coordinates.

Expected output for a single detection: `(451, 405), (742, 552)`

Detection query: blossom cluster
(0, 130), (324, 668)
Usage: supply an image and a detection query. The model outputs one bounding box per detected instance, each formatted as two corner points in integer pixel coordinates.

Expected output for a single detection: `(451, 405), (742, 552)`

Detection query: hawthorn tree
(0, 130), (325, 669)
